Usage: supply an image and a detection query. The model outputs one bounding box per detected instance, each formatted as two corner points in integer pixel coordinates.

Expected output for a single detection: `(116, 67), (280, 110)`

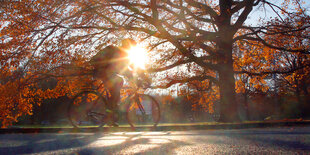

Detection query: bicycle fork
(135, 95), (147, 122)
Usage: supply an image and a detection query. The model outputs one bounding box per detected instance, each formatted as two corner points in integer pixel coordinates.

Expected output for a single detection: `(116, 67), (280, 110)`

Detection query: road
(1, 126), (310, 154)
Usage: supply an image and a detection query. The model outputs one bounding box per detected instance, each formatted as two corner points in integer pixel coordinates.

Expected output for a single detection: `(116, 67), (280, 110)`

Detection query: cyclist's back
(90, 45), (129, 80)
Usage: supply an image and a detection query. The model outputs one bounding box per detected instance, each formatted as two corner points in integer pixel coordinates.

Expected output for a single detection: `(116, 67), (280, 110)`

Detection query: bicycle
(67, 78), (161, 129)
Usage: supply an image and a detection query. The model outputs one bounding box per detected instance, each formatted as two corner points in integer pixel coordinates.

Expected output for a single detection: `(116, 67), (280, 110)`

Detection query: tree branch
(153, 75), (219, 89)
(239, 36), (309, 54)
(235, 63), (310, 76)
(233, 0), (255, 29)
(184, 0), (218, 19)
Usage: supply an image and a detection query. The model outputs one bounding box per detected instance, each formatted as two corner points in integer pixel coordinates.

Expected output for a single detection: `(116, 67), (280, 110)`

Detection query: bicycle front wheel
(68, 91), (107, 128)
(126, 94), (160, 128)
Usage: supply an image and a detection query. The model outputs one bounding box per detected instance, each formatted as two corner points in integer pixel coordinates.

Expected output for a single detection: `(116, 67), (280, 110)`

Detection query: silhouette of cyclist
(90, 39), (146, 126)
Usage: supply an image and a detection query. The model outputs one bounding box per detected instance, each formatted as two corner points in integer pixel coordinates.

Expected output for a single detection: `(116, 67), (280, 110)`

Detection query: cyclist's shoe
(107, 121), (119, 127)
(112, 122), (119, 127)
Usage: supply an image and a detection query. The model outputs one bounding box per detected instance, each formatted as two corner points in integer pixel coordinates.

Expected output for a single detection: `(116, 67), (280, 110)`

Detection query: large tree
(1, 0), (309, 126)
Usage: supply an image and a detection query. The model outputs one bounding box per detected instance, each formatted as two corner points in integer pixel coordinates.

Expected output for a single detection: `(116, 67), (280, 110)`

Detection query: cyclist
(90, 39), (144, 127)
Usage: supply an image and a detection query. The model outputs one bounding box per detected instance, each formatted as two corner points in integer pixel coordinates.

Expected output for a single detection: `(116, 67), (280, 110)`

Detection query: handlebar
(126, 77), (151, 89)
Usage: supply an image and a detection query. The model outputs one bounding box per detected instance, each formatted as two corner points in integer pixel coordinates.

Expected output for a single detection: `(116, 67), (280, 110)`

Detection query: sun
(127, 45), (148, 69)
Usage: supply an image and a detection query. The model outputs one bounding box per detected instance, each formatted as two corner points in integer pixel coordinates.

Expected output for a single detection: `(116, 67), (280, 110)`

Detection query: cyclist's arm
(136, 68), (151, 87)
(122, 67), (134, 79)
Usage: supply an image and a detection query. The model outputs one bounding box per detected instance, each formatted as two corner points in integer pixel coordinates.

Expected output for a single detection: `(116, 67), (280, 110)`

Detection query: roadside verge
(1, 120), (310, 134)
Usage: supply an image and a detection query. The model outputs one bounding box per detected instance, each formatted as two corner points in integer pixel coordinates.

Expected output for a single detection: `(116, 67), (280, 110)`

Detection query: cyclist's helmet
(121, 38), (137, 49)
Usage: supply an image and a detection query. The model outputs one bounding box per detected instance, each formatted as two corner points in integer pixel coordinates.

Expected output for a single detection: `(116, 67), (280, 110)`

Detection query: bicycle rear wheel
(126, 94), (160, 128)
(68, 91), (107, 128)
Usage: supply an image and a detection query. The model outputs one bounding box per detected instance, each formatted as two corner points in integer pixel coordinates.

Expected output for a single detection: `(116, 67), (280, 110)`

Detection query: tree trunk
(243, 91), (250, 120)
(215, 1), (241, 122)
(216, 38), (240, 122)
(301, 80), (310, 117)
(294, 78), (303, 118)
(218, 63), (240, 122)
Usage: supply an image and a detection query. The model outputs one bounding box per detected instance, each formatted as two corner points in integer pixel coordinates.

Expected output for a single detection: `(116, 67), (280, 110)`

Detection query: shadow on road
(78, 133), (190, 154)
(0, 132), (189, 154)
(1, 127), (310, 154)
(0, 133), (100, 154)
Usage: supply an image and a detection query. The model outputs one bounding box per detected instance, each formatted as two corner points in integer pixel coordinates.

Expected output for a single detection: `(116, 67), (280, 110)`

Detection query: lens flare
(127, 45), (148, 69)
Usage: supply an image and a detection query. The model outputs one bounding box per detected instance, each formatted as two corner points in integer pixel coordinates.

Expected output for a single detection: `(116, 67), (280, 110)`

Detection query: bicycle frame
(68, 74), (160, 128)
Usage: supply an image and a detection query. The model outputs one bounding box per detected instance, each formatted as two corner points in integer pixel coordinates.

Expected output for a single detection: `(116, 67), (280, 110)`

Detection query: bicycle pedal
(107, 121), (119, 127)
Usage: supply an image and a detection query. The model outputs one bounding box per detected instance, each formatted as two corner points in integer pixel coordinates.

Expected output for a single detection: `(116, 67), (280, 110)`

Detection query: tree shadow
(0, 132), (189, 154)
(0, 133), (102, 154)
(76, 131), (190, 154)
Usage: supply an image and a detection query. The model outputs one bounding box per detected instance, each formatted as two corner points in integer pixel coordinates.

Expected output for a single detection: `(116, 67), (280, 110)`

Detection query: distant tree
(234, 12), (309, 119)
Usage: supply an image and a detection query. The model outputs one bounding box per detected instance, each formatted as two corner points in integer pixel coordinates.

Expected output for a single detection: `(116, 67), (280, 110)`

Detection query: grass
(11, 125), (73, 128)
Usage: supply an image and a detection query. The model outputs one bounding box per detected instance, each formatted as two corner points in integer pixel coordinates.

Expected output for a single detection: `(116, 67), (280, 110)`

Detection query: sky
(245, 0), (310, 26)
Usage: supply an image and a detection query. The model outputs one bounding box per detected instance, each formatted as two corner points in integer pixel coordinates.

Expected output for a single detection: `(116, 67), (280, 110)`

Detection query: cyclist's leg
(93, 68), (115, 124)
(105, 75), (123, 124)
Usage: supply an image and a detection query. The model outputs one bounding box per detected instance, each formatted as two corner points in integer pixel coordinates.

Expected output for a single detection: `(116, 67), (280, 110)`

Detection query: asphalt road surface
(1, 126), (310, 154)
